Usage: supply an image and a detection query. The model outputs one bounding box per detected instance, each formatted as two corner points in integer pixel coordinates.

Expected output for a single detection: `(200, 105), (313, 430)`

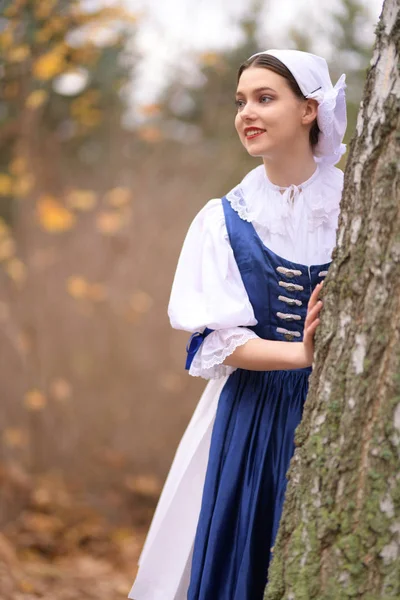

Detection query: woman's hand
(223, 282), (325, 372)
(303, 282), (324, 366)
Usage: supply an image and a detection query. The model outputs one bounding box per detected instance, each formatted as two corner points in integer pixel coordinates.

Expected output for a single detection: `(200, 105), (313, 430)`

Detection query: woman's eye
(260, 95), (272, 104)
(235, 99), (245, 109)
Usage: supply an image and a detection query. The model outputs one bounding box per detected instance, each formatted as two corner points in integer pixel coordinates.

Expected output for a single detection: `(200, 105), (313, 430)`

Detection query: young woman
(129, 48), (347, 600)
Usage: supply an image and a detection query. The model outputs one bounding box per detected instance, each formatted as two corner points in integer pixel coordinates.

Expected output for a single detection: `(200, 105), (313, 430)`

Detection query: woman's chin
(245, 146), (272, 158)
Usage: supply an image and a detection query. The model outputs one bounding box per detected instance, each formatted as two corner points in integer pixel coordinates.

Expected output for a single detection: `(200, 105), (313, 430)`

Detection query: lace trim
(225, 164), (343, 236)
(226, 187), (253, 223)
(189, 329), (258, 380)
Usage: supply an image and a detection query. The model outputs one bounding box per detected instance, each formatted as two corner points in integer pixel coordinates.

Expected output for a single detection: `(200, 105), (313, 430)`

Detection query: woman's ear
(302, 98), (318, 125)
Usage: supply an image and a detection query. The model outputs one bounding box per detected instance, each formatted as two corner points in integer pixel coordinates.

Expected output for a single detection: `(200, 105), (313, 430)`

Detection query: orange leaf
(24, 389), (47, 411)
(37, 195), (76, 232)
(66, 276), (89, 299)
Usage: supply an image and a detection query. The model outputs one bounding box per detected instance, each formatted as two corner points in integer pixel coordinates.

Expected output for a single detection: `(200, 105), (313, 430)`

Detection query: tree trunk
(265, 1), (400, 598)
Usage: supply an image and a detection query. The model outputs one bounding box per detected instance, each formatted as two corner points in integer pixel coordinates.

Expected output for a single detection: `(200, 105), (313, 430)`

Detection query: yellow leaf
(96, 211), (124, 235)
(66, 189), (97, 211)
(37, 195), (76, 232)
(104, 187), (132, 208)
(5, 258), (26, 285)
(67, 276), (89, 299)
(26, 90), (48, 109)
(3, 428), (28, 449)
(24, 389), (47, 411)
(8, 45), (30, 62)
(33, 49), (65, 81)
(0, 174), (13, 196)
(130, 291), (153, 314)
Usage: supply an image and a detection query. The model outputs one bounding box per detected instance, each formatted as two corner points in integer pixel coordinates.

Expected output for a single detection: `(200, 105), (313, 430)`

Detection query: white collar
(225, 163), (343, 235)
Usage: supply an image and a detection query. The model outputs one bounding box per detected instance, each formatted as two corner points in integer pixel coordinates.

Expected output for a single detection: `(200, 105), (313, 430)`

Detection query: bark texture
(265, 1), (400, 598)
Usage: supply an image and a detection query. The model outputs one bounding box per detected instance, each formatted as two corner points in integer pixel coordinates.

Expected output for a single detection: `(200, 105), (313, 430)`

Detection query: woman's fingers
(305, 299), (323, 330)
(307, 281), (323, 312)
(305, 316), (320, 338)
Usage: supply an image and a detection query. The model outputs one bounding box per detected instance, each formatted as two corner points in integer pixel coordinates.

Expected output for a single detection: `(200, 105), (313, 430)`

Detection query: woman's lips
(245, 129), (266, 140)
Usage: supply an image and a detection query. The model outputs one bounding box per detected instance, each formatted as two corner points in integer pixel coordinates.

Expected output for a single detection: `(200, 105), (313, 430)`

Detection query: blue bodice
(221, 196), (331, 343)
(185, 195), (331, 369)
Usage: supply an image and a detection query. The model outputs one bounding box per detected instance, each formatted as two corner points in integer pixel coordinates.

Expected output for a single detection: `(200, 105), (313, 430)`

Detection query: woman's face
(235, 66), (313, 160)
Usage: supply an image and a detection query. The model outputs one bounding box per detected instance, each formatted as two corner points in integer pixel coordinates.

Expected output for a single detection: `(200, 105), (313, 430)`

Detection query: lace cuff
(189, 327), (259, 380)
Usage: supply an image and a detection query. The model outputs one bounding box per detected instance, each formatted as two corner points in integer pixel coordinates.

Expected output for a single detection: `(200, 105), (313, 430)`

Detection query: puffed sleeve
(168, 199), (259, 379)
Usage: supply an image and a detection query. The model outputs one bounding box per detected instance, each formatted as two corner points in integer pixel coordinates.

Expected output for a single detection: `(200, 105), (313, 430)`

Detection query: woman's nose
(240, 102), (257, 120)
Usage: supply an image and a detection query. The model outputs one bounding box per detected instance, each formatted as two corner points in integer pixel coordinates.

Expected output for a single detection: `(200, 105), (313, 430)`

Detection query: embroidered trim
(277, 312), (301, 321)
(278, 295), (302, 307)
(276, 327), (301, 341)
(276, 266), (302, 277)
(278, 281), (304, 292)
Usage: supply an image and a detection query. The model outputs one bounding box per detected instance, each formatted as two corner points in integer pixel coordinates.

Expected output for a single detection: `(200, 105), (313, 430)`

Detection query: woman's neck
(263, 151), (317, 188)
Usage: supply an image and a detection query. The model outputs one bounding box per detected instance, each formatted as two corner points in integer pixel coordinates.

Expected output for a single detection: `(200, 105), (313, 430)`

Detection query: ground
(0, 470), (157, 600)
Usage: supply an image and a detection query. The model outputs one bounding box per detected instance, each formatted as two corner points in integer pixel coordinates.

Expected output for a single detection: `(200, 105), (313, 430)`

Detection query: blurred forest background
(0, 0), (383, 597)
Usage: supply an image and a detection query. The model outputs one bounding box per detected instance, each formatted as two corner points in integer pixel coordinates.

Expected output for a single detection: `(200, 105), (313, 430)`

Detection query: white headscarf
(247, 49), (347, 166)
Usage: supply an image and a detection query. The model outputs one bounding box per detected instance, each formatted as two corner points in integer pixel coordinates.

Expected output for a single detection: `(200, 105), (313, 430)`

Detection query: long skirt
(129, 368), (310, 600)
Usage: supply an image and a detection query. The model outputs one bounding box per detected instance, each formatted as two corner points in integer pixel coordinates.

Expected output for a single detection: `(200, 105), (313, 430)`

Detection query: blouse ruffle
(168, 163), (343, 379)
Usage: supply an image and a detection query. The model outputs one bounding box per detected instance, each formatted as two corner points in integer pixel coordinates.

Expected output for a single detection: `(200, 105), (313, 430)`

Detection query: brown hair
(237, 54), (320, 148)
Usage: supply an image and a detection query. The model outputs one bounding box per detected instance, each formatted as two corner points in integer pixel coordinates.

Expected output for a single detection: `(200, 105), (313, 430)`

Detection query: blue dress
(187, 196), (330, 600)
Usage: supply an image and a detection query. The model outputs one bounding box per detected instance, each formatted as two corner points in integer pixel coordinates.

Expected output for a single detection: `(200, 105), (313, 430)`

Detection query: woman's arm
(223, 282), (324, 371)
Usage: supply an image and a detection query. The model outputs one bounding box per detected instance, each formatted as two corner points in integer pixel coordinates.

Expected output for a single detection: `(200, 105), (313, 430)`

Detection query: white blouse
(168, 162), (343, 379)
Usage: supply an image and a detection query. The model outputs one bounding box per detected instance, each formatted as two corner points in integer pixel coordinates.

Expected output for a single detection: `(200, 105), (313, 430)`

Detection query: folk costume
(129, 49), (347, 600)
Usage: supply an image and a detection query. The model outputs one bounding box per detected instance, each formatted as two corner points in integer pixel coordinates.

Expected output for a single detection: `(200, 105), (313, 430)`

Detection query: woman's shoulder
(319, 163), (344, 190)
(191, 198), (225, 229)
